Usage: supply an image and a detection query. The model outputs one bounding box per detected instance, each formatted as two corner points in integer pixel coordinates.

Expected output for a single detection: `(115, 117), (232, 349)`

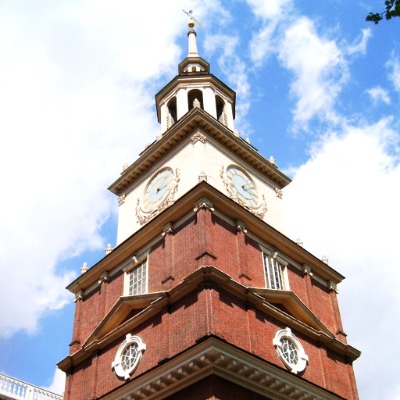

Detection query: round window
(273, 327), (308, 374)
(112, 334), (146, 380)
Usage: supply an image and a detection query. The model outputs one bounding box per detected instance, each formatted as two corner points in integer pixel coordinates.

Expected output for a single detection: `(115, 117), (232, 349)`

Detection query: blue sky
(0, 1), (399, 399)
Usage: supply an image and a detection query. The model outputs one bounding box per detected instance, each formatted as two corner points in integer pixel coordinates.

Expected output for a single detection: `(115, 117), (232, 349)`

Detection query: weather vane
(183, 9), (202, 26)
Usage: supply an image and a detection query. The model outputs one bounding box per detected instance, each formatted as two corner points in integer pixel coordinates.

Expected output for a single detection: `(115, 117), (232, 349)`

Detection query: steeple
(59, 15), (360, 400)
(185, 10), (199, 58)
(155, 13), (235, 133)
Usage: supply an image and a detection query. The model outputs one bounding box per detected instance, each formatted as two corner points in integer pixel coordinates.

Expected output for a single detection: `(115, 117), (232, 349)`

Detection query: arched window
(216, 95), (227, 125)
(167, 97), (177, 128)
(188, 89), (203, 111)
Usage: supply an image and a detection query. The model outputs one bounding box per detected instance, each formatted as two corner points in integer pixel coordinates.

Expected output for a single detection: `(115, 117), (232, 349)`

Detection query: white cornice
(100, 337), (346, 400)
(108, 108), (290, 196)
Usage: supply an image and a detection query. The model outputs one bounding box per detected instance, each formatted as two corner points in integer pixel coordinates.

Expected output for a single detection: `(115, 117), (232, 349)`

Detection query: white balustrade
(0, 373), (63, 400)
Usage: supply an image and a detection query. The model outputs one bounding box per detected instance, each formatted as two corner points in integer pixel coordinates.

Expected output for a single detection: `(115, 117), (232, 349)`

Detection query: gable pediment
(86, 266), (334, 349)
(60, 266), (358, 373)
(83, 292), (168, 349)
(250, 288), (333, 337)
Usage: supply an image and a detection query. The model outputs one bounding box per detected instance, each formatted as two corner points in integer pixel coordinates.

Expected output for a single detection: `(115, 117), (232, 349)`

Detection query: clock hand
(158, 175), (169, 191)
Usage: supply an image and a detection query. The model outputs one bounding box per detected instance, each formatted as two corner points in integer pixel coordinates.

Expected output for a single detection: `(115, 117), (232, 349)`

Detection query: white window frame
(124, 255), (148, 296)
(111, 334), (146, 380)
(273, 327), (308, 374)
(262, 250), (289, 290)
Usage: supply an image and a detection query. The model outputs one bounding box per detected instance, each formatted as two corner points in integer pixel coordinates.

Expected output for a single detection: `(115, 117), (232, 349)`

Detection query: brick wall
(65, 208), (357, 399)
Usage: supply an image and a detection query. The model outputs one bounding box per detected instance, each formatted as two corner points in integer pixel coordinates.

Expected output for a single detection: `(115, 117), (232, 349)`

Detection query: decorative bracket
(328, 281), (338, 293)
(236, 220), (247, 234)
(161, 223), (174, 237)
(74, 290), (83, 303)
(193, 198), (214, 213)
(98, 271), (109, 285)
(302, 264), (313, 277)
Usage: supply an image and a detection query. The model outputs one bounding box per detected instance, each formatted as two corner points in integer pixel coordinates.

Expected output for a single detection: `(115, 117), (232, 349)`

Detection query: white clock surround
(116, 132), (285, 244)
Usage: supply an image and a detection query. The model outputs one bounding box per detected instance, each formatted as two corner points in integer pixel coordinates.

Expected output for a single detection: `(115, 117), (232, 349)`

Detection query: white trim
(273, 327), (308, 374)
(262, 252), (289, 291)
(124, 258), (148, 296)
(111, 334), (146, 380)
(103, 337), (341, 400)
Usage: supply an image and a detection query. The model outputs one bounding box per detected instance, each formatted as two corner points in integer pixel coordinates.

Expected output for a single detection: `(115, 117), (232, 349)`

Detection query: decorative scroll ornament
(191, 132), (207, 145)
(118, 193), (126, 205)
(220, 165), (268, 218)
(136, 168), (180, 225)
(275, 187), (283, 199)
(198, 170), (207, 182)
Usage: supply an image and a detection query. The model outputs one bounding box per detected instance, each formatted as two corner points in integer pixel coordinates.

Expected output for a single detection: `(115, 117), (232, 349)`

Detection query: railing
(0, 373), (63, 400)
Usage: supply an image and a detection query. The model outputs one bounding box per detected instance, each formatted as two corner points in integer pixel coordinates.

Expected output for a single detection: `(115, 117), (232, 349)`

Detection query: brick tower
(58, 14), (360, 400)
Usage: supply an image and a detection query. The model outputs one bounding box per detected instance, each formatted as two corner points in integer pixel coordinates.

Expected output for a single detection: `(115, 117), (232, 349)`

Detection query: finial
(105, 243), (113, 255)
(183, 9), (201, 27)
(183, 10), (200, 57)
(81, 262), (88, 274)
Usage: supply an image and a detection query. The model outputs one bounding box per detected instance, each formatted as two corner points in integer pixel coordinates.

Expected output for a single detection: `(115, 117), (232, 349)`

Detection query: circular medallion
(226, 166), (258, 207)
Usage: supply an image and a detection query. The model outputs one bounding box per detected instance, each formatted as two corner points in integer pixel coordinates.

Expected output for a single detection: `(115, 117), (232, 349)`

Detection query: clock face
(143, 168), (175, 210)
(226, 166), (258, 207)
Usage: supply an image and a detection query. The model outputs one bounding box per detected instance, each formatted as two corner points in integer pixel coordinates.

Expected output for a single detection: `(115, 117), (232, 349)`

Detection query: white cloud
(204, 33), (251, 131)
(284, 118), (400, 400)
(278, 17), (348, 130)
(246, 0), (292, 19)
(347, 28), (372, 55)
(366, 86), (391, 104)
(0, 0), (209, 337)
(44, 369), (66, 396)
(386, 54), (400, 92)
(249, 24), (277, 66)
(247, 0), (293, 65)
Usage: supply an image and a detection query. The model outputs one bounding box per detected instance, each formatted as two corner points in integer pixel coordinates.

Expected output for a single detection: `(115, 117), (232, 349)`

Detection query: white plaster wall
(176, 87), (188, 120)
(203, 87), (216, 118)
(116, 133), (286, 244)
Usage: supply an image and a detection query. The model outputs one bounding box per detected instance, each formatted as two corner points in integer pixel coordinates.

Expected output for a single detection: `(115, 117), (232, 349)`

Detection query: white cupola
(155, 13), (236, 133)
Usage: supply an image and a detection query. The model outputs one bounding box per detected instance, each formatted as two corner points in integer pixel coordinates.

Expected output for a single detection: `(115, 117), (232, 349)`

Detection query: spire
(183, 10), (200, 58)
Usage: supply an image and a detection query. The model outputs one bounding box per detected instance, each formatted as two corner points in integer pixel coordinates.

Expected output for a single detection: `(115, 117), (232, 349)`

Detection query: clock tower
(58, 15), (360, 400)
